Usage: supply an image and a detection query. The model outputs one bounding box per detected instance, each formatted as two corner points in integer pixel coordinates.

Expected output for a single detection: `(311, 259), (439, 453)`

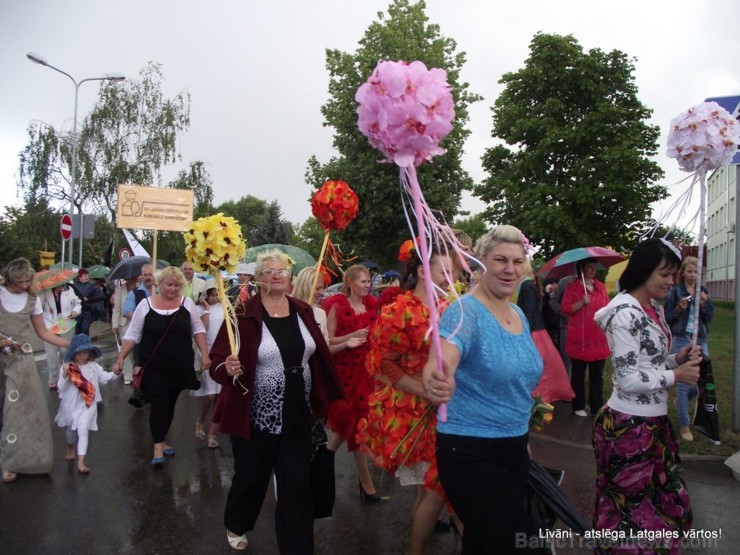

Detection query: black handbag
(309, 422), (335, 519)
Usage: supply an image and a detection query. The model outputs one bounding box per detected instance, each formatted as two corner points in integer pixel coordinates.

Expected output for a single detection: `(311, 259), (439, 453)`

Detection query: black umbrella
(107, 256), (168, 281)
(528, 460), (589, 534)
(361, 260), (379, 269)
(693, 355), (721, 444)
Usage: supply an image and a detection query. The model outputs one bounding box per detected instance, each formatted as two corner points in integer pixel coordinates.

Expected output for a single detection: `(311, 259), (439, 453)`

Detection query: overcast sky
(1, 0), (738, 232)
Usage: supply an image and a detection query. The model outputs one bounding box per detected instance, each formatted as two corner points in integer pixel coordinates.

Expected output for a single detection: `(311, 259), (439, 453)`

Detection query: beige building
(706, 165), (739, 300)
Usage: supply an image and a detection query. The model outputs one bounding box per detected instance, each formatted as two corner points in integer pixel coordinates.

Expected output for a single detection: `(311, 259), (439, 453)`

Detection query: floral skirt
(592, 407), (692, 554)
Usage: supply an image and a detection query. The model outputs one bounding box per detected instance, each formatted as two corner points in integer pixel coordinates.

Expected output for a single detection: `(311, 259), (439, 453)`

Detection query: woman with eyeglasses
(209, 250), (344, 552)
(321, 264), (379, 502)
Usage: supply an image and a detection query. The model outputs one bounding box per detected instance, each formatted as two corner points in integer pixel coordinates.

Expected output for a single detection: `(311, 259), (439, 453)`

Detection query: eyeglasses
(260, 269), (291, 278)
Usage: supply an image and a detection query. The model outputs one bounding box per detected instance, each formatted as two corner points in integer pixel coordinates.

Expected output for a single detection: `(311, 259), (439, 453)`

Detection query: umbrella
(107, 256), (168, 281)
(244, 244), (317, 274)
(87, 264), (110, 279)
(537, 246), (625, 280)
(693, 355), (721, 445)
(360, 260), (379, 269)
(50, 262), (79, 271)
(528, 460), (589, 534)
(32, 268), (78, 293)
(382, 270), (401, 278)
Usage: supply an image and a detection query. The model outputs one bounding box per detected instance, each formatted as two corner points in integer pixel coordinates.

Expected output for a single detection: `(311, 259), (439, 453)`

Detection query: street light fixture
(26, 52), (125, 268)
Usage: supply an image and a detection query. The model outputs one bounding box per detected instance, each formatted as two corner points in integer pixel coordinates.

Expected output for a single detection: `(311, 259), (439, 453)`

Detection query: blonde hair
(677, 256), (699, 284)
(292, 267), (324, 305)
(342, 264), (370, 296)
(3, 258), (36, 292)
(474, 225), (525, 260)
(155, 266), (186, 292)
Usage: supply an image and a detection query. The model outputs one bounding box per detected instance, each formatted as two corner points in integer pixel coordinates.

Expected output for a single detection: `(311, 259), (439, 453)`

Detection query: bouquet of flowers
(310, 180), (360, 291)
(530, 397), (554, 433)
(184, 213), (246, 354)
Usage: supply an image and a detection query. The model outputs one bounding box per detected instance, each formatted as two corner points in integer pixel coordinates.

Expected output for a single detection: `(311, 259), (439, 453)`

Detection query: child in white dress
(190, 281), (223, 449)
(55, 334), (121, 473)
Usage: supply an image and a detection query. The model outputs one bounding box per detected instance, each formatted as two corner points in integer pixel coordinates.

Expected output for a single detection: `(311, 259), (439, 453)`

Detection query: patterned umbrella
(536, 247), (625, 279)
(32, 268), (78, 293)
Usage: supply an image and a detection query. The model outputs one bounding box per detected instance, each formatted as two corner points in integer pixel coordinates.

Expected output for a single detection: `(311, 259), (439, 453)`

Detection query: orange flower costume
(322, 293), (378, 451)
(357, 291), (446, 494)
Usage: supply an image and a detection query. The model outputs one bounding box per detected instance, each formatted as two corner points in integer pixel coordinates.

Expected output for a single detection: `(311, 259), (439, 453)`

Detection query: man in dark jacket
(71, 268), (106, 336)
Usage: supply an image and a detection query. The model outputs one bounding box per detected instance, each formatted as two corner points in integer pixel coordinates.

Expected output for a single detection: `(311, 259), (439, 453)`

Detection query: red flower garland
(311, 180), (359, 231)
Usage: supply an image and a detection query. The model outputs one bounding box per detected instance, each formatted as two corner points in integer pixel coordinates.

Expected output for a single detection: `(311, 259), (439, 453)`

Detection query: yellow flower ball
(184, 213), (246, 274)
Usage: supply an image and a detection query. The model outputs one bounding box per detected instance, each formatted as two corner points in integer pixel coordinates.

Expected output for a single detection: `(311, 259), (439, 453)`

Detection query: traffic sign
(60, 214), (73, 240)
(118, 247), (132, 260)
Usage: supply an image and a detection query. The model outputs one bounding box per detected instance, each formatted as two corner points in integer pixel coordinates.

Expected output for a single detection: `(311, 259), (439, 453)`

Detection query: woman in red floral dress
(357, 244), (455, 554)
(321, 264), (379, 500)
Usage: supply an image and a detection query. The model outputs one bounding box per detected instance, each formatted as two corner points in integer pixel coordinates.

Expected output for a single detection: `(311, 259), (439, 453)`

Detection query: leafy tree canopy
(306, 0), (482, 263)
(477, 33), (666, 259)
(17, 62), (214, 264)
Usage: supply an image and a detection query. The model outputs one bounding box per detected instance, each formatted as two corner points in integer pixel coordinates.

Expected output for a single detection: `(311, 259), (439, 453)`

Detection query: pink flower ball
(356, 60), (455, 168)
(667, 101), (738, 172)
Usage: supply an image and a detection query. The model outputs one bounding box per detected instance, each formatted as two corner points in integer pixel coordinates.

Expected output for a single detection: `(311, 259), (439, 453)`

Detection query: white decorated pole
(666, 102), (739, 349)
(691, 171), (707, 348)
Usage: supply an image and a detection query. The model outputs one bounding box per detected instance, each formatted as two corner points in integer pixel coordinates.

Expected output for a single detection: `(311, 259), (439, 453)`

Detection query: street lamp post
(26, 52), (125, 268)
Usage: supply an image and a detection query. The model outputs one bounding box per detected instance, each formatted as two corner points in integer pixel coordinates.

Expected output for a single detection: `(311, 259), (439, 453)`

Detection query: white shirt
(0, 286), (43, 315)
(123, 296), (206, 343)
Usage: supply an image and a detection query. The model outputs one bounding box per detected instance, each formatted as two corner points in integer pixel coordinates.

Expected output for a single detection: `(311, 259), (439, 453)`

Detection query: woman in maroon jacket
(561, 258), (611, 416)
(210, 250), (344, 553)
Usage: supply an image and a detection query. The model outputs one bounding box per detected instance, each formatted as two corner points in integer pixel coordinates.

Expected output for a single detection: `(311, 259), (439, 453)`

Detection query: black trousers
(570, 358), (605, 414)
(437, 432), (533, 554)
(149, 389), (181, 443)
(225, 427), (314, 555)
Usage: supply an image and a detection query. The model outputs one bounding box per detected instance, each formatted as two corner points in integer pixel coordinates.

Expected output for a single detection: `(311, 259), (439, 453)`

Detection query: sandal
(3, 470), (18, 483)
(208, 435), (219, 449)
(195, 421), (206, 441)
(227, 530), (248, 550)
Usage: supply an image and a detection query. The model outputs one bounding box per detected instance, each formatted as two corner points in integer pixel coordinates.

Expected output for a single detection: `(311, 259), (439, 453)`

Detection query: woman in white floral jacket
(592, 239), (701, 554)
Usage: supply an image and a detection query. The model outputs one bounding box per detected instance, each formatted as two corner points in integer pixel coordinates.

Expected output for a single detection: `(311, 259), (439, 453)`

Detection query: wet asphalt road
(1, 328), (739, 554)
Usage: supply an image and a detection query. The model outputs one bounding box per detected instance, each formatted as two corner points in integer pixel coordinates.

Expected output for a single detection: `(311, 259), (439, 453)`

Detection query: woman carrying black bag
(209, 250), (344, 553)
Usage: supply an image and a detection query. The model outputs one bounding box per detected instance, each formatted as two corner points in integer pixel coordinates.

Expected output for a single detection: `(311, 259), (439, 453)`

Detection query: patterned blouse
(594, 292), (680, 417)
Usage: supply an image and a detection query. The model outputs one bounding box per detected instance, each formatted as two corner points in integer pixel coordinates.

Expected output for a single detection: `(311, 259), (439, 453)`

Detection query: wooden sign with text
(117, 184), (194, 232)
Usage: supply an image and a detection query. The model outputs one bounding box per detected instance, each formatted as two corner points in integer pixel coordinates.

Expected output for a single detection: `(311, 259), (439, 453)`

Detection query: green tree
(452, 213), (488, 246)
(18, 62), (213, 263)
(477, 33), (666, 259)
(252, 201), (294, 246)
(214, 195), (271, 248)
(293, 217), (325, 260)
(306, 0), (481, 262)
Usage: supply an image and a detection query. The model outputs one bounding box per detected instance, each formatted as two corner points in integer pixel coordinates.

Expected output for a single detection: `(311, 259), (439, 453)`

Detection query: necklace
(476, 291), (513, 325)
(263, 296), (287, 317)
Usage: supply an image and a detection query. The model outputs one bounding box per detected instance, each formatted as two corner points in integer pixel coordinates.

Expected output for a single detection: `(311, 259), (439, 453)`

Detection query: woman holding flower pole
(423, 226), (543, 554)
(321, 264), (379, 501)
(210, 250), (344, 552)
(358, 241), (454, 554)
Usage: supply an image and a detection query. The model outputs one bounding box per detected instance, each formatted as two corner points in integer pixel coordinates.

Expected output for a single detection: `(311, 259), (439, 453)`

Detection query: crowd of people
(0, 229), (713, 553)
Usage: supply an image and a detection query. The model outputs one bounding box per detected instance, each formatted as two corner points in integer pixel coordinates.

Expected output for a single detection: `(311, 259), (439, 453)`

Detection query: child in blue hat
(54, 334), (121, 473)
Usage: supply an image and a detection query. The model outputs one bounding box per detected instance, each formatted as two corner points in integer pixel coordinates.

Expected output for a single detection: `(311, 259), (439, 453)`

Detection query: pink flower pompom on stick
(666, 101), (738, 172)
(356, 60), (455, 168)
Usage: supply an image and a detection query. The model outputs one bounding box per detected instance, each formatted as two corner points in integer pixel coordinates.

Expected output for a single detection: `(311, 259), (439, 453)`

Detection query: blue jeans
(671, 335), (708, 428)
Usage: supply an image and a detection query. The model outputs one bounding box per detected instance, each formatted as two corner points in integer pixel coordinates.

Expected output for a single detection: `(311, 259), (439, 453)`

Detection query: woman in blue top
(663, 256), (713, 441)
(423, 225), (543, 554)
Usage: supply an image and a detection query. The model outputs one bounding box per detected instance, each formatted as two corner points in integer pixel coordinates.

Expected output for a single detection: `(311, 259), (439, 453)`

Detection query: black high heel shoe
(358, 481), (381, 503)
